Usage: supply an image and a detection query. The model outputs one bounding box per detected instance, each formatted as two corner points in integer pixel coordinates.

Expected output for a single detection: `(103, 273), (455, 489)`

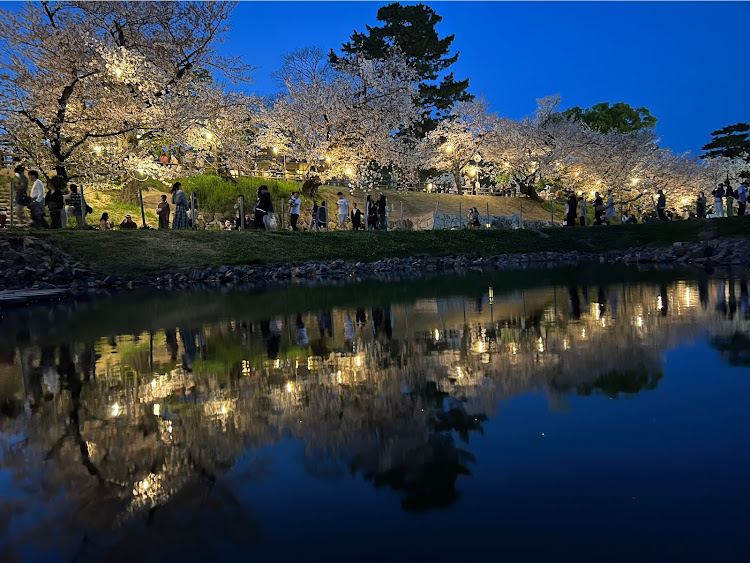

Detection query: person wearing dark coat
(696, 192), (707, 219)
(45, 183), (64, 229)
(593, 192), (605, 224)
(377, 192), (387, 230)
(566, 193), (577, 226)
(254, 185), (274, 229)
(351, 203), (363, 230)
(656, 190), (667, 221)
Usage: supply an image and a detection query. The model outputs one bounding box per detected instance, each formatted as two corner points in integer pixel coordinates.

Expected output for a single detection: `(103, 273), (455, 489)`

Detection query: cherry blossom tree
(0, 1), (251, 186)
(257, 46), (419, 188)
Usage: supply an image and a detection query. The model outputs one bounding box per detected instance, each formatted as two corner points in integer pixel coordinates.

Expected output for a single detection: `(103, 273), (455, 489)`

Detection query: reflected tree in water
(576, 366), (664, 399)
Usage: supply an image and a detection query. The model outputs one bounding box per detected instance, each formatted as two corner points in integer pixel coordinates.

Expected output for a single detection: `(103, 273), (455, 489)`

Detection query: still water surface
(1, 269), (749, 561)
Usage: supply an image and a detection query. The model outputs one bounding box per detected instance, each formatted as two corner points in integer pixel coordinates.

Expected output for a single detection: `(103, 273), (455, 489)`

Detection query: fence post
(81, 184), (88, 227)
(9, 181), (14, 228)
(433, 202), (439, 230)
(138, 187), (146, 228)
(519, 200), (523, 229)
(486, 201), (490, 229)
(239, 195), (245, 230)
(459, 202), (462, 229)
(281, 199), (285, 230)
(400, 201), (404, 229)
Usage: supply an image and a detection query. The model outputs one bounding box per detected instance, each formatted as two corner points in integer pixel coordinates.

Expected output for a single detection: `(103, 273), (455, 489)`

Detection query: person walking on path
(606, 191), (616, 220)
(725, 183), (735, 218)
(566, 192), (577, 226)
(377, 192), (387, 230)
(288, 191), (301, 231)
(45, 180), (64, 229)
(656, 190), (667, 221)
(254, 185), (274, 230)
(318, 200), (328, 231)
(577, 194), (588, 226)
(712, 183), (725, 217)
(738, 181), (748, 216)
(351, 202), (363, 230)
(336, 192), (349, 229)
(696, 192), (707, 219)
(309, 201), (320, 231)
(157, 194), (170, 229)
(12, 165), (29, 227)
(593, 192), (604, 224)
(171, 182), (189, 230)
(68, 184), (84, 227)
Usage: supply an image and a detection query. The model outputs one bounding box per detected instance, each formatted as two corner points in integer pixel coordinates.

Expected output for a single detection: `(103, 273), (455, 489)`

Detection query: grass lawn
(8, 215), (746, 278)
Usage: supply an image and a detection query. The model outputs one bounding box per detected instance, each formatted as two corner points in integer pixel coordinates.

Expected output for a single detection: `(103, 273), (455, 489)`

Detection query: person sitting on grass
(99, 213), (114, 230)
(119, 214), (137, 229)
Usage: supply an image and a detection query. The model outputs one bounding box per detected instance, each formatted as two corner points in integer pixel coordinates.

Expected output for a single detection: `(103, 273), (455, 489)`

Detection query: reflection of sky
(1, 277), (749, 560)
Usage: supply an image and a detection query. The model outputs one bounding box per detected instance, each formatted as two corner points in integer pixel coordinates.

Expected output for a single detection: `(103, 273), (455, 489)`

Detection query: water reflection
(1, 276), (749, 558)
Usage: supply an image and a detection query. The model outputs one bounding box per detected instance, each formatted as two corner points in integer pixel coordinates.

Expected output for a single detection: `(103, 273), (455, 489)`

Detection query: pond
(1, 267), (749, 562)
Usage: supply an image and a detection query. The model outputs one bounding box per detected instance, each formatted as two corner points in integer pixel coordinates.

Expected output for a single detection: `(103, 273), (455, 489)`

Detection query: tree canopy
(560, 102), (657, 134)
(700, 123), (750, 161)
(330, 2), (472, 136)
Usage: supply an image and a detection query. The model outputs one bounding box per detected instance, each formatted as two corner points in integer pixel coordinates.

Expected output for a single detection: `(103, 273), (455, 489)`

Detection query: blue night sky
(225, 1), (749, 155)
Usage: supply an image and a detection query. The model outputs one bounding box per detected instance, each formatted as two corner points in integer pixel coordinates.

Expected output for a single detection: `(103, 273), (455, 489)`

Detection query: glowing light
(488, 287), (494, 304)
(93, 145), (102, 154)
(151, 379), (156, 389)
(631, 178), (639, 185)
(153, 404), (160, 416)
(581, 327), (587, 339)
(457, 366), (463, 378)
(504, 161), (510, 167)
(272, 146), (278, 154)
(325, 156), (331, 163)
(601, 318), (606, 328)
(446, 144), (453, 152)
(221, 405), (227, 415)
(274, 359), (281, 369)
(114, 67), (123, 77)
(538, 337), (544, 353)
(657, 295), (663, 309)
(345, 167), (352, 175)
(286, 382), (293, 393)
(469, 168), (476, 177)
(511, 343), (518, 355)
(141, 479), (149, 491)
(681, 197), (689, 204)
(111, 403), (120, 417)
(685, 287), (691, 307)
(434, 329), (440, 340)
(203, 131), (212, 140)
(356, 356), (362, 367)
(596, 180), (602, 185)
(637, 315), (644, 328)
(575, 171), (581, 177)
(137, 168), (144, 174)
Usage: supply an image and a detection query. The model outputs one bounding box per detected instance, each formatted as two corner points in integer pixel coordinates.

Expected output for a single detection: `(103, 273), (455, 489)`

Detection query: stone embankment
(1, 235), (748, 296)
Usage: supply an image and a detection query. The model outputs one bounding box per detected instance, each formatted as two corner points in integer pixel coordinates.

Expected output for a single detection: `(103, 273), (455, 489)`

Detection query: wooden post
(486, 201), (490, 229)
(239, 195), (245, 230)
(9, 181), (14, 228)
(138, 187), (147, 228)
(191, 191), (197, 230)
(281, 199), (285, 230)
(433, 202), (439, 230)
(80, 184), (88, 227)
(459, 202), (462, 229)
(400, 201), (404, 229)
(519, 200), (523, 229)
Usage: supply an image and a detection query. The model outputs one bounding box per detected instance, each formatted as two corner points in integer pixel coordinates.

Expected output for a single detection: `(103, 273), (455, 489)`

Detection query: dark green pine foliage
(330, 2), (473, 137)
(700, 123), (750, 160)
(560, 102), (657, 134)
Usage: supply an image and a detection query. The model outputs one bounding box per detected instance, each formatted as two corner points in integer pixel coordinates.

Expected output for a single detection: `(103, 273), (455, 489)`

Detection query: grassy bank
(7, 215), (746, 278)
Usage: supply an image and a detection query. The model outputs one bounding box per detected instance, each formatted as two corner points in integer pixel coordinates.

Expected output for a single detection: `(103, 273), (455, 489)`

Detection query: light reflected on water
(0, 276), (749, 560)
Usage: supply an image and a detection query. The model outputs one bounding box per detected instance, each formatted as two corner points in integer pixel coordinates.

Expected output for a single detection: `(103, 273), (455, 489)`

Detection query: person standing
(606, 191), (616, 220)
(157, 194), (170, 229)
(256, 186), (275, 230)
(725, 182), (735, 218)
(29, 170), (44, 206)
(351, 202), (363, 230)
(336, 192), (349, 229)
(696, 192), (707, 219)
(377, 192), (387, 230)
(566, 192), (577, 226)
(737, 181), (748, 216)
(45, 180), (64, 229)
(318, 200), (328, 230)
(593, 191), (604, 224)
(171, 182), (189, 229)
(656, 190), (667, 221)
(288, 191), (301, 231)
(577, 194), (588, 226)
(68, 184), (84, 227)
(309, 201), (319, 231)
(712, 183), (725, 218)
(12, 165), (29, 226)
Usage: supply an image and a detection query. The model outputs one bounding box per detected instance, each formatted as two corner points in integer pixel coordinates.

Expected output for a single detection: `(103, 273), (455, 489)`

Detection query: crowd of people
(3, 169), (749, 232)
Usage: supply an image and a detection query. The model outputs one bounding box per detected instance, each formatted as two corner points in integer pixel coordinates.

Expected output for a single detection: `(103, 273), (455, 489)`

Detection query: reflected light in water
(111, 403), (120, 417)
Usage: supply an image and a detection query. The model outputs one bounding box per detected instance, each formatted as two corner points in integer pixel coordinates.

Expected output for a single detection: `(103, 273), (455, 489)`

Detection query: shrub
(177, 174), (302, 215)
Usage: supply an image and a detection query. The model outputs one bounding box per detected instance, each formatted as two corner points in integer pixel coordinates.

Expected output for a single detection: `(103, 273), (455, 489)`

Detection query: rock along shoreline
(1, 235), (749, 300)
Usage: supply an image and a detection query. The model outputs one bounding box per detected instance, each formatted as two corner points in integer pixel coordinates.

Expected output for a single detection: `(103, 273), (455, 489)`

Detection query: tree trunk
(453, 167), (463, 195)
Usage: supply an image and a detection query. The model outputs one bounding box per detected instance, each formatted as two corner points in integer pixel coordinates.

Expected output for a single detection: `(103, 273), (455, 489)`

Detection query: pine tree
(330, 2), (472, 137)
(700, 123), (750, 161)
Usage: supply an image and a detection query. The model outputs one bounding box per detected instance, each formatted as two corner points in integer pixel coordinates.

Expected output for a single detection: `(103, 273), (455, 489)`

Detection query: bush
(177, 174), (302, 215)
